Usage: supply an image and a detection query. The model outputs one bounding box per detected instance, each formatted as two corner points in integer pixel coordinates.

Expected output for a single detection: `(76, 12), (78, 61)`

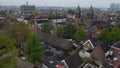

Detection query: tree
(0, 34), (18, 68)
(25, 32), (45, 68)
(98, 27), (120, 43)
(3, 22), (30, 55)
(98, 28), (109, 41)
(50, 11), (59, 19)
(56, 26), (65, 37)
(115, 22), (120, 28)
(41, 23), (50, 34)
(68, 9), (75, 15)
(74, 26), (86, 42)
(8, 13), (17, 19)
(82, 57), (94, 63)
(31, 11), (39, 17)
(0, 10), (6, 16)
(65, 22), (75, 39)
(116, 16), (120, 21)
(107, 27), (120, 43)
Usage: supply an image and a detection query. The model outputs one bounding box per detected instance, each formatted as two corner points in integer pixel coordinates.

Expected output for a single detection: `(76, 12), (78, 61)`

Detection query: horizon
(0, 0), (120, 8)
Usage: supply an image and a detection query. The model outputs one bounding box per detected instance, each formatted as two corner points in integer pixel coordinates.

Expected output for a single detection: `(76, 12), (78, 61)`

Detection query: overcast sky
(0, 0), (120, 8)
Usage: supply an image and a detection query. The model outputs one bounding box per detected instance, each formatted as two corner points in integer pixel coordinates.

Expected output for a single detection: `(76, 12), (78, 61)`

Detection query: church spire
(75, 5), (81, 18)
(89, 5), (94, 19)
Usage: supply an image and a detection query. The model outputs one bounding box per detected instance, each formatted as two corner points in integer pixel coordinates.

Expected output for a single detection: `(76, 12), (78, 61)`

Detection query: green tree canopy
(98, 27), (120, 43)
(31, 11), (39, 17)
(8, 13), (17, 19)
(41, 23), (50, 34)
(3, 22), (30, 55)
(25, 32), (45, 68)
(82, 57), (94, 63)
(4, 22), (30, 44)
(65, 22), (75, 39)
(56, 26), (65, 37)
(98, 28), (109, 41)
(0, 10), (6, 16)
(107, 27), (120, 43)
(50, 11), (60, 19)
(115, 22), (120, 28)
(0, 34), (18, 68)
(74, 26), (86, 41)
(116, 16), (120, 21)
(68, 9), (75, 15)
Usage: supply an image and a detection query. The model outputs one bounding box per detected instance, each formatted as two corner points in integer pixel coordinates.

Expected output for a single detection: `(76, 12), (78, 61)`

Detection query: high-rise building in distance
(20, 2), (35, 17)
(110, 3), (120, 11)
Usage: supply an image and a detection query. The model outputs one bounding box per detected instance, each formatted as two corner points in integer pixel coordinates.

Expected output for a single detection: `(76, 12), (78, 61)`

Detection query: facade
(20, 3), (35, 16)
(74, 6), (94, 28)
(74, 6), (81, 28)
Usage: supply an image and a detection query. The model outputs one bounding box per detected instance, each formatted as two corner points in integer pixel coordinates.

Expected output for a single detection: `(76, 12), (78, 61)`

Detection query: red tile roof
(57, 65), (64, 68)
(114, 58), (120, 68)
(94, 29), (102, 35)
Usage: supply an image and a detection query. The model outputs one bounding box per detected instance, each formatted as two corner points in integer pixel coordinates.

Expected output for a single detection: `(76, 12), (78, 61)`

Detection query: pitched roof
(93, 29), (102, 35)
(90, 37), (100, 47)
(63, 54), (83, 68)
(83, 38), (100, 48)
(37, 32), (73, 50)
(114, 58), (120, 68)
(100, 42), (111, 53)
(112, 41), (120, 49)
(83, 39), (94, 48)
(43, 57), (64, 68)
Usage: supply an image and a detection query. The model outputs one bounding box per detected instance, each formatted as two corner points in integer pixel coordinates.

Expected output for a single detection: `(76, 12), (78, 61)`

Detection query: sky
(0, 0), (120, 8)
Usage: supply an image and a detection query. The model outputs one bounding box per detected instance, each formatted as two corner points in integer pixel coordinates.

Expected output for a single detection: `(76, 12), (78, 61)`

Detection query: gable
(83, 40), (94, 49)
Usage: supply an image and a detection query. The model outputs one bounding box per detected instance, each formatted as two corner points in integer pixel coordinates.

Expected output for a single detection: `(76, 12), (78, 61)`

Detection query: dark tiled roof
(43, 57), (64, 68)
(38, 32), (73, 50)
(106, 65), (113, 68)
(112, 41), (120, 48)
(64, 54), (82, 68)
(90, 37), (100, 47)
(100, 42), (111, 53)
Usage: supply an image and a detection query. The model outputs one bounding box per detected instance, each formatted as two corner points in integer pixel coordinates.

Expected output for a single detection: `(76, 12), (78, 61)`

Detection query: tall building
(74, 5), (94, 28)
(110, 3), (120, 11)
(20, 2), (35, 16)
(75, 6), (81, 28)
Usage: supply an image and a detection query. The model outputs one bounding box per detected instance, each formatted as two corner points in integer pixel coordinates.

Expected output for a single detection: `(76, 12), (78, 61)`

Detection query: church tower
(89, 5), (94, 19)
(75, 6), (81, 28)
(84, 5), (94, 28)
